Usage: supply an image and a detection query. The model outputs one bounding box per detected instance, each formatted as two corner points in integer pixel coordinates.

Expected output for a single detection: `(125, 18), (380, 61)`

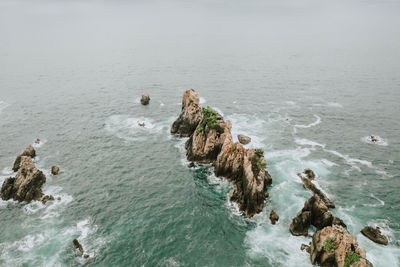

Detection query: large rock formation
(361, 226), (388, 245)
(298, 172), (335, 208)
(310, 225), (373, 267)
(1, 156), (46, 202)
(171, 90), (272, 218)
(12, 145), (36, 172)
(171, 89), (203, 137)
(290, 195), (345, 236)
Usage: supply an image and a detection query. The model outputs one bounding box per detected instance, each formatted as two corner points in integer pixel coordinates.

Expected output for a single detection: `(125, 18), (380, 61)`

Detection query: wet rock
(51, 166), (60, 175)
(237, 134), (251, 145)
(42, 194), (55, 204)
(73, 238), (84, 255)
(298, 173), (335, 208)
(12, 145), (36, 172)
(171, 89), (203, 137)
(361, 226), (388, 245)
(304, 168), (316, 180)
(290, 210), (311, 236)
(270, 209), (279, 225)
(310, 225), (373, 267)
(57, 196), (61, 201)
(140, 93), (150, 105)
(1, 156), (46, 202)
(301, 243), (311, 253)
(370, 135), (378, 142)
(138, 121), (145, 127)
(83, 254), (90, 259)
(35, 138), (40, 144)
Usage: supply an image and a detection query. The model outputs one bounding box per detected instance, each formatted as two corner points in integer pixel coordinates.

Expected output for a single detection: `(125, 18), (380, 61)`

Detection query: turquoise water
(0, 0), (400, 266)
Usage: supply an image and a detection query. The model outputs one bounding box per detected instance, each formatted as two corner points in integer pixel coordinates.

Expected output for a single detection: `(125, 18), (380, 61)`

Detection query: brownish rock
(361, 226), (388, 245)
(51, 166), (60, 175)
(140, 93), (150, 105)
(310, 225), (373, 267)
(83, 254), (90, 259)
(12, 145), (36, 172)
(237, 134), (251, 145)
(1, 156), (46, 202)
(171, 90), (203, 137)
(73, 238), (84, 255)
(301, 243), (311, 253)
(298, 173), (335, 208)
(57, 196), (61, 201)
(270, 209), (279, 224)
(35, 138), (40, 144)
(304, 168), (316, 180)
(42, 195), (55, 204)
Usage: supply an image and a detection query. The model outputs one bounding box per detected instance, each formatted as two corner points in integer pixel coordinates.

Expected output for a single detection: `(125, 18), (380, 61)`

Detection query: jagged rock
(42, 195), (54, 204)
(304, 168), (316, 180)
(73, 238), (84, 255)
(270, 209), (279, 224)
(51, 166), (59, 175)
(310, 225), (373, 267)
(301, 243), (311, 253)
(35, 138), (40, 144)
(361, 226), (388, 245)
(290, 195), (344, 236)
(1, 156), (46, 202)
(370, 136), (378, 142)
(12, 145), (36, 172)
(185, 111), (230, 163)
(171, 89), (203, 137)
(298, 173), (335, 208)
(237, 134), (251, 145)
(140, 93), (150, 105)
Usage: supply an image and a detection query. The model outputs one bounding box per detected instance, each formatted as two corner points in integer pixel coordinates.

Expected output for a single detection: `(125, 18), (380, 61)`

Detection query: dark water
(0, 0), (399, 266)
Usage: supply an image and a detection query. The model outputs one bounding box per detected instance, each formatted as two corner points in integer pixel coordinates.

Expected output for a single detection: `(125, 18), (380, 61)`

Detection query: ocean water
(1, 0), (400, 266)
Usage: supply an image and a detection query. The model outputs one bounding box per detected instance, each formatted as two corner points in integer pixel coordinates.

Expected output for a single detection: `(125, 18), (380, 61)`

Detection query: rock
(12, 145), (36, 172)
(270, 209), (279, 224)
(171, 89), (203, 137)
(35, 138), (40, 144)
(73, 238), (84, 255)
(138, 122), (145, 127)
(140, 93), (150, 105)
(51, 166), (60, 175)
(41, 195), (55, 204)
(298, 173), (335, 208)
(57, 196), (61, 200)
(1, 156), (46, 202)
(290, 195), (343, 236)
(301, 243), (311, 253)
(83, 254), (90, 259)
(361, 226), (388, 245)
(310, 225), (373, 267)
(370, 136), (378, 142)
(304, 168), (315, 180)
(237, 134), (251, 145)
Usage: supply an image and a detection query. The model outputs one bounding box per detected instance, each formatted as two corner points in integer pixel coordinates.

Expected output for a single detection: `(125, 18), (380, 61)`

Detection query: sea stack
(12, 145), (36, 172)
(171, 89), (272, 217)
(140, 93), (150, 105)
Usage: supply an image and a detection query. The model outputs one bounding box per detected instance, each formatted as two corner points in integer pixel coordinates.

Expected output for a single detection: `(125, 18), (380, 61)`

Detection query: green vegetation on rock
(255, 149), (264, 157)
(324, 237), (336, 252)
(344, 252), (361, 267)
(196, 107), (224, 135)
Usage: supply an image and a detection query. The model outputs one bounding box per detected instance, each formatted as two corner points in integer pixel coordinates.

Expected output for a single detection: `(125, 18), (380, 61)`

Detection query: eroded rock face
(290, 195), (345, 236)
(238, 134), (251, 145)
(140, 93), (150, 105)
(361, 226), (388, 245)
(298, 173), (335, 208)
(12, 145), (36, 172)
(171, 90), (203, 137)
(310, 225), (373, 267)
(1, 156), (46, 202)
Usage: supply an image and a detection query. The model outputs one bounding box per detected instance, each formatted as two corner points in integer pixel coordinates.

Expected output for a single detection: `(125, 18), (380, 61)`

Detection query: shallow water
(0, 0), (400, 266)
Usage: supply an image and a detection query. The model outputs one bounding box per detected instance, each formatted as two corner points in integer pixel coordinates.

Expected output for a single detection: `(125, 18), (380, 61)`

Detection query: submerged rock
(12, 145), (36, 172)
(298, 173), (335, 208)
(42, 194), (55, 204)
(171, 89), (203, 137)
(140, 93), (150, 105)
(270, 209), (279, 225)
(361, 226), (388, 245)
(304, 168), (315, 180)
(35, 138), (40, 144)
(51, 166), (60, 175)
(237, 134), (251, 145)
(310, 225), (372, 267)
(1, 156), (46, 202)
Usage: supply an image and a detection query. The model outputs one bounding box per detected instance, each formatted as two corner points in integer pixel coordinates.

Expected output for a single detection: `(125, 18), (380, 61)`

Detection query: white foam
(32, 139), (46, 149)
(0, 100), (9, 114)
(294, 114), (321, 129)
(361, 135), (388, 146)
(199, 97), (206, 104)
(320, 159), (338, 167)
(295, 138), (326, 149)
(212, 107), (224, 117)
(313, 102), (343, 108)
(324, 148), (375, 172)
(362, 193), (385, 207)
(285, 101), (296, 105)
(105, 115), (168, 141)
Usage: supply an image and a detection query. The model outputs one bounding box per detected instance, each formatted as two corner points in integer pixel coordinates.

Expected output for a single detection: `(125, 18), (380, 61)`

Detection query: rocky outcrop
(238, 134), (251, 145)
(298, 172), (335, 208)
(73, 238), (90, 258)
(301, 243), (311, 253)
(51, 166), (60, 175)
(171, 89), (203, 137)
(1, 156), (46, 202)
(304, 168), (315, 180)
(310, 225), (373, 267)
(171, 90), (272, 218)
(270, 209), (279, 224)
(42, 194), (54, 204)
(361, 226), (388, 245)
(12, 145), (36, 172)
(140, 93), (150, 105)
(290, 195), (345, 236)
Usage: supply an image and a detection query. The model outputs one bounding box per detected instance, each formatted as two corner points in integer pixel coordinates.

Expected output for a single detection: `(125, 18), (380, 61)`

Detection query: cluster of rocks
(1, 145), (60, 204)
(171, 89), (272, 217)
(73, 239), (90, 258)
(289, 169), (388, 266)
